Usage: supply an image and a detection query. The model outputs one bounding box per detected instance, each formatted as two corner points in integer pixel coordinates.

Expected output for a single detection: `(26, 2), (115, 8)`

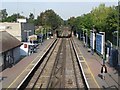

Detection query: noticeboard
(96, 33), (104, 55)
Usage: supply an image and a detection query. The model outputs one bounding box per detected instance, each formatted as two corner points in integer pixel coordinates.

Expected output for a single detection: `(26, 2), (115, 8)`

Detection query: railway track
(47, 38), (66, 88)
(17, 36), (90, 89)
(26, 38), (61, 89)
(17, 38), (60, 89)
(47, 38), (85, 89)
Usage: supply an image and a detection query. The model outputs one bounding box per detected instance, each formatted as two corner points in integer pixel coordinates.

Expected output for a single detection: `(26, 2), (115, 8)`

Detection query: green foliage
(0, 9), (8, 22)
(4, 14), (17, 22)
(105, 7), (118, 41)
(35, 28), (41, 35)
(38, 9), (63, 30)
(67, 3), (119, 42)
(28, 13), (35, 24)
(29, 13), (34, 19)
(1, 9), (25, 22)
(67, 17), (76, 31)
(1, 9), (63, 36)
(91, 4), (114, 31)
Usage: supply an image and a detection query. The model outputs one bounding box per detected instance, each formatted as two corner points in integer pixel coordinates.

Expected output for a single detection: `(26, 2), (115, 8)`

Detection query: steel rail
(69, 38), (79, 88)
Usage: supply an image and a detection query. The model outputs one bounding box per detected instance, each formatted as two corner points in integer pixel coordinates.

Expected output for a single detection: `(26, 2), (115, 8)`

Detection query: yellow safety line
(6, 39), (55, 89)
(78, 48), (100, 88)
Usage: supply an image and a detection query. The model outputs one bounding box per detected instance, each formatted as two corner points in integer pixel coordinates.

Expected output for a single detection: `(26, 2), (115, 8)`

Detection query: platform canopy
(0, 31), (22, 53)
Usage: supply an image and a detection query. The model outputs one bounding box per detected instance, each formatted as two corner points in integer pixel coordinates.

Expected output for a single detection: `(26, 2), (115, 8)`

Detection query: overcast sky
(1, 0), (118, 20)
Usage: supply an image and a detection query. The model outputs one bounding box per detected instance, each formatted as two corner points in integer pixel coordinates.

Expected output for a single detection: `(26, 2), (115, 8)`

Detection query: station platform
(0, 38), (55, 89)
(73, 37), (119, 89)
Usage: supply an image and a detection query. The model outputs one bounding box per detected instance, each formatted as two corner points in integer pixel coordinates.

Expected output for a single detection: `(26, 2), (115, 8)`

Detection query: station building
(0, 31), (22, 70)
(0, 22), (35, 42)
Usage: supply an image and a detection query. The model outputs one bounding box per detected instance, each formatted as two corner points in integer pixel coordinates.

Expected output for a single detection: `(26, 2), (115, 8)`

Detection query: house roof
(0, 31), (22, 53)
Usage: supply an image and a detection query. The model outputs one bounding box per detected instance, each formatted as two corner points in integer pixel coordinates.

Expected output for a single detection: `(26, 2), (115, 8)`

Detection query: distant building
(21, 23), (35, 42)
(0, 22), (35, 42)
(17, 18), (27, 23)
(0, 31), (22, 70)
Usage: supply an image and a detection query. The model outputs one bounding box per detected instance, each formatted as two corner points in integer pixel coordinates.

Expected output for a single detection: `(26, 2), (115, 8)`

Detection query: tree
(67, 3), (119, 43)
(0, 9), (8, 22)
(28, 13), (35, 23)
(90, 4), (111, 31)
(39, 12), (45, 26)
(29, 13), (34, 19)
(105, 6), (118, 41)
(38, 9), (63, 30)
(67, 17), (76, 30)
(5, 14), (18, 22)
(4, 13), (25, 22)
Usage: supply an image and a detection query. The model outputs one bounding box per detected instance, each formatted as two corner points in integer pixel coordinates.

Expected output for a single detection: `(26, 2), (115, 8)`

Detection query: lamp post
(117, 1), (120, 50)
(118, 2), (120, 90)
(118, 1), (120, 68)
(103, 32), (105, 65)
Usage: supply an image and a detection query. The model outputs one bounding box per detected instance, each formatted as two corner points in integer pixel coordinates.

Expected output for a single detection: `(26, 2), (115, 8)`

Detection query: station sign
(96, 32), (105, 55)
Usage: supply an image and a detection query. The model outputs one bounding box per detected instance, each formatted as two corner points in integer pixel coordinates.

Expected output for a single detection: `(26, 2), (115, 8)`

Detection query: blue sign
(96, 33), (104, 55)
